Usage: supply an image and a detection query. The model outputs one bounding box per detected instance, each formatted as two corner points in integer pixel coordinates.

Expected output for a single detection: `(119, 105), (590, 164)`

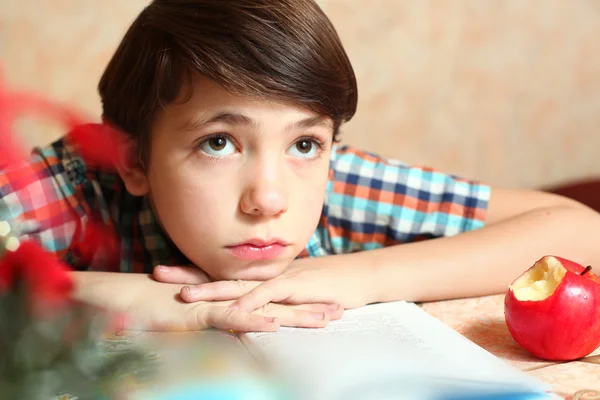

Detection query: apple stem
(580, 265), (592, 276)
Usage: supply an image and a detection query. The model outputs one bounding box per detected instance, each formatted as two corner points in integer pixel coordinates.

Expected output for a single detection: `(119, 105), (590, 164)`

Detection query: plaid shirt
(0, 136), (491, 273)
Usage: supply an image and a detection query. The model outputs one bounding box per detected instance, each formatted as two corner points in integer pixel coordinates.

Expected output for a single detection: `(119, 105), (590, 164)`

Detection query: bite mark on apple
(510, 256), (565, 301)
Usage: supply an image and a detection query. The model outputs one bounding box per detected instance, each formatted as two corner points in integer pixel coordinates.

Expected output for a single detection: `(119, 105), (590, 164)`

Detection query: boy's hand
(153, 264), (213, 285)
(157, 260), (371, 312)
(73, 271), (343, 332)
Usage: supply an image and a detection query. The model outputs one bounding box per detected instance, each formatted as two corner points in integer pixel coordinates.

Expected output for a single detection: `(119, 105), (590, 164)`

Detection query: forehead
(156, 74), (334, 130)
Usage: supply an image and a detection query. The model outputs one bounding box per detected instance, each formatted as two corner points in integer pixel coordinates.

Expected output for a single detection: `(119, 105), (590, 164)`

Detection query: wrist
(70, 271), (152, 311)
(71, 271), (114, 309)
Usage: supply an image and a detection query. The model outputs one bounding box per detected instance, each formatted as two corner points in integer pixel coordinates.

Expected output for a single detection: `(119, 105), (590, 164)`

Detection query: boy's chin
(217, 262), (289, 281)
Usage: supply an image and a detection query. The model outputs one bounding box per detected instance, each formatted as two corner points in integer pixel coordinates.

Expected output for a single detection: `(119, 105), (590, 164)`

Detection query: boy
(1, 0), (599, 332)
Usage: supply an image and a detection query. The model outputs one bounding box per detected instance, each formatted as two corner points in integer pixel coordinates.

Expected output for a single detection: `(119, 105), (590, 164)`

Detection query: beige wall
(1, 0), (599, 189)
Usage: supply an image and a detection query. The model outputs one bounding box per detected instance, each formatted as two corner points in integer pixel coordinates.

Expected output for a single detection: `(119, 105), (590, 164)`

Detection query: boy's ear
(114, 137), (149, 197)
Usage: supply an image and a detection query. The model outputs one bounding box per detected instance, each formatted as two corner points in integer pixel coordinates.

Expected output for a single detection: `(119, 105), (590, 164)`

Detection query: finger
(231, 280), (287, 312)
(293, 303), (344, 320)
(152, 265), (211, 285)
(180, 280), (261, 302)
(203, 306), (280, 332)
(255, 303), (331, 329)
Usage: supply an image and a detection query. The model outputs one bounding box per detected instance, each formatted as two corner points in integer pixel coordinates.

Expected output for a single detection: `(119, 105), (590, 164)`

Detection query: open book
(129, 301), (555, 400)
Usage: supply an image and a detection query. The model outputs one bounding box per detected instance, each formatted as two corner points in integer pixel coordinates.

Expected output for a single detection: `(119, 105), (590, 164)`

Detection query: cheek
(289, 159), (330, 224)
(298, 171), (328, 207)
(146, 159), (237, 243)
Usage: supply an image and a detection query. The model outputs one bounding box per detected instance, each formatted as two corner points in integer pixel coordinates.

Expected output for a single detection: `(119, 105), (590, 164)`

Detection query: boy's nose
(239, 169), (288, 217)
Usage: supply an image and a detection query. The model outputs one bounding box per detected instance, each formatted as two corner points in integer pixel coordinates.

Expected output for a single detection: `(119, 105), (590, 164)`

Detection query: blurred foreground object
(0, 236), (151, 399)
(0, 63), (150, 399)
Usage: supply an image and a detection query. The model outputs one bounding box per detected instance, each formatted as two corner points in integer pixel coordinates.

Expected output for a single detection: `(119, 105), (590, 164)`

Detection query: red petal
(0, 84), (26, 169)
(72, 219), (120, 271)
(68, 124), (123, 170)
(0, 129), (23, 169)
(0, 74), (91, 185)
(3, 241), (74, 310)
(0, 258), (14, 293)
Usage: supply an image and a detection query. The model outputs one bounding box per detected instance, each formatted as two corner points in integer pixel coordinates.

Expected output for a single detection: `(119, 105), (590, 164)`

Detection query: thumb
(152, 265), (211, 285)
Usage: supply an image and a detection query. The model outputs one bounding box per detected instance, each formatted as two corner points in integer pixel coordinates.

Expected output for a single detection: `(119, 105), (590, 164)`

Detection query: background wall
(1, 0), (599, 189)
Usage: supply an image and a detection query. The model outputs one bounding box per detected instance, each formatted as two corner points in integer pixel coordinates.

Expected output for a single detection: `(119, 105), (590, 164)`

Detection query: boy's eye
(296, 140), (312, 153)
(209, 137), (227, 150)
(287, 138), (321, 159)
(197, 135), (236, 157)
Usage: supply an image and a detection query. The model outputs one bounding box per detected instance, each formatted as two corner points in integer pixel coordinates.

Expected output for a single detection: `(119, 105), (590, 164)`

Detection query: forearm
(71, 271), (177, 311)
(71, 272), (317, 332)
(70, 271), (207, 330)
(319, 204), (600, 303)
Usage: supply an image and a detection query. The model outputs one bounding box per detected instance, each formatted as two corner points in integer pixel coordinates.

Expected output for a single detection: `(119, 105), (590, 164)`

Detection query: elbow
(542, 197), (600, 233)
(550, 194), (600, 217)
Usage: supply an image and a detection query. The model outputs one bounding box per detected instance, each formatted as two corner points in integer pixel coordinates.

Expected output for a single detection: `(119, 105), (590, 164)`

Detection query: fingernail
(312, 312), (325, 320)
(229, 303), (240, 310)
(184, 286), (199, 296)
(157, 265), (170, 273)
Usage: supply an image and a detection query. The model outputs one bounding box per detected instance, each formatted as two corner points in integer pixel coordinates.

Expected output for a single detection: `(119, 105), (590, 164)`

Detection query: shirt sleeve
(0, 137), (101, 269)
(307, 145), (491, 255)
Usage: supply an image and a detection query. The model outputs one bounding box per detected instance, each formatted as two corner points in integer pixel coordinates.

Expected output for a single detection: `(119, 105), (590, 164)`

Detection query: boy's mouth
(225, 238), (289, 261)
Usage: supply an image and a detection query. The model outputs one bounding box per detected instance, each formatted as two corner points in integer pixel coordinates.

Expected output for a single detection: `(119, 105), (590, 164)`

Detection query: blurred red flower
(0, 240), (74, 313)
(72, 218), (120, 270)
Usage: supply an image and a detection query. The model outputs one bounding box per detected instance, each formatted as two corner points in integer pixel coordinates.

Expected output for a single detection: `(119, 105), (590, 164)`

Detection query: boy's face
(132, 76), (333, 281)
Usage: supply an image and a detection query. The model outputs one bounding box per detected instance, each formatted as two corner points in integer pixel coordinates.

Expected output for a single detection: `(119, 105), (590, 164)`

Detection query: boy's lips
(225, 238), (289, 261)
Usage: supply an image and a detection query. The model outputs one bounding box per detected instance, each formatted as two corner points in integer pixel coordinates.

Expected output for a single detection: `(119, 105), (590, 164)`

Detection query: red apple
(504, 255), (600, 361)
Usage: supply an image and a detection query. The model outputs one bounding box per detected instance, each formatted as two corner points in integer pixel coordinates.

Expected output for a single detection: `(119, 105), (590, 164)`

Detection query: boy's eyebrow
(286, 115), (333, 131)
(181, 112), (257, 131)
(181, 112), (333, 131)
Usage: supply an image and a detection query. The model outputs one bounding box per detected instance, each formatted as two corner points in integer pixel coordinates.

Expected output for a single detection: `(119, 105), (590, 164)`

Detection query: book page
(239, 301), (550, 400)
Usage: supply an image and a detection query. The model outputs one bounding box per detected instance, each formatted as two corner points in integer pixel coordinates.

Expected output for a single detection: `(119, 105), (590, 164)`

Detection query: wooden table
(420, 294), (600, 399)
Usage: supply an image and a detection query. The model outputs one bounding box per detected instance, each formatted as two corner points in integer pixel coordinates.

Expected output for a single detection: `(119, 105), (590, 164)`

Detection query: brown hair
(98, 0), (358, 164)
